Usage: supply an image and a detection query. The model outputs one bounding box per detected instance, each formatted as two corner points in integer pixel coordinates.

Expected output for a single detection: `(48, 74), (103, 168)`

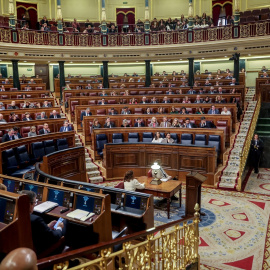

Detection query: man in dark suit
(39, 123), (51, 135)
(134, 118), (145, 127)
(49, 110), (61, 119)
(98, 98), (107, 105)
(183, 118), (197, 128)
(80, 108), (92, 121)
(140, 96), (148, 104)
(7, 101), (19, 110)
(109, 108), (118, 115)
(103, 117), (115, 128)
(20, 190), (66, 255)
(36, 112), (48, 120)
(13, 127), (22, 140)
(151, 97), (158, 104)
(199, 117), (215, 128)
(229, 78), (239, 85)
(2, 128), (15, 142)
(60, 121), (72, 132)
(42, 100), (52, 108)
(204, 80), (212, 86)
(162, 96), (170, 103)
(187, 87), (196, 94)
(208, 105), (220, 114)
(22, 112), (33, 121)
(250, 134), (264, 173)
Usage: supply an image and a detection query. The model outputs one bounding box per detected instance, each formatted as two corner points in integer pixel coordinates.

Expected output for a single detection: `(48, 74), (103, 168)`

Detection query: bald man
(0, 248), (37, 270)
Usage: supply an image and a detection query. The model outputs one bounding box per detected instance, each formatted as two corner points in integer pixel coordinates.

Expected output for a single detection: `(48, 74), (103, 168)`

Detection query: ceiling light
(115, 61), (117, 63)
(70, 61), (73, 63)
(224, 56), (227, 57)
(24, 61), (27, 62)
(248, 54), (251, 56)
(93, 61), (95, 63)
(157, 60), (160, 61)
(48, 61), (50, 63)
(180, 59), (182, 60)
(136, 61), (138, 62)
(202, 58), (204, 60)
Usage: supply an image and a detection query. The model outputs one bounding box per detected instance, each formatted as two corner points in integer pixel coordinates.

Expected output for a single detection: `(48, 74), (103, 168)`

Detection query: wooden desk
(137, 176), (181, 219)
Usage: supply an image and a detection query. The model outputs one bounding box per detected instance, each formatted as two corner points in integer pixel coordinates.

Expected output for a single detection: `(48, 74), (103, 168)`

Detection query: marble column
(57, 0), (63, 33)
(101, 0), (107, 34)
(58, 61), (65, 101)
(188, 58), (194, 87)
(8, 0), (15, 29)
(12, 60), (20, 90)
(233, 53), (240, 84)
(145, 60), (151, 87)
(234, 0), (240, 26)
(103, 61), (109, 89)
(144, 0), (150, 33)
(188, 0), (194, 29)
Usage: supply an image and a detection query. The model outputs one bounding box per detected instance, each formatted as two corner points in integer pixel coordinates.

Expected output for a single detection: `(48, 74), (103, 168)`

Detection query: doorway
(116, 8), (135, 32)
(35, 64), (49, 90)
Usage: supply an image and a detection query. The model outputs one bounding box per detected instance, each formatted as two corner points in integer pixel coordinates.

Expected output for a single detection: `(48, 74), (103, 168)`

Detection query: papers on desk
(34, 201), (58, 213)
(67, 209), (95, 221)
(160, 178), (169, 182)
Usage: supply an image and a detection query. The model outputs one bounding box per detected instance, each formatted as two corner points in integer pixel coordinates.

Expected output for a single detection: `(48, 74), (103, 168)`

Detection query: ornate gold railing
(237, 95), (261, 191)
(38, 205), (200, 270)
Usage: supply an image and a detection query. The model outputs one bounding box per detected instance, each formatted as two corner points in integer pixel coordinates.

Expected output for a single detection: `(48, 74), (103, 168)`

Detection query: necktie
(165, 122), (167, 127)
(54, 115), (56, 119)
(45, 130), (47, 134)
(212, 111), (214, 114)
(65, 127), (67, 132)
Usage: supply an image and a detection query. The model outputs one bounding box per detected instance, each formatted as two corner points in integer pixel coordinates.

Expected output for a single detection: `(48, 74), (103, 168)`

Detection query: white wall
(152, 63), (189, 74)
(108, 64), (145, 75)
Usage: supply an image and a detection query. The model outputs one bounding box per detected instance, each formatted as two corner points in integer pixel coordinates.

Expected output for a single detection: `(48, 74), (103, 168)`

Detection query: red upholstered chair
(35, 87), (43, 90)
(173, 98), (180, 103)
(130, 91), (137, 95)
(134, 108), (143, 114)
(114, 182), (124, 189)
(71, 101), (79, 114)
(10, 88), (18, 91)
(137, 85), (144, 88)
(97, 109), (106, 115)
(108, 100), (116, 104)
(37, 125), (43, 132)
(24, 87), (32, 90)
(186, 108), (193, 114)
(148, 91), (155, 95)
(88, 100), (96, 105)
(21, 127), (31, 137)
(64, 93), (72, 102)
(155, 91), (163, 94)
(89, 92), (97, 96)
(138, 91), (146, 95)
(217, 120), (228, 140)
(0, 130), (3, 143)
(1, 95), (7, 99)
(128, 85), (135, 88)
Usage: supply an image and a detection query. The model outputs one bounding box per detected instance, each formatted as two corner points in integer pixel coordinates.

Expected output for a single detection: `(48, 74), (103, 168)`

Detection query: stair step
(87, 170), (100, 177)
(89, 176), (103, 184)
(75, 142), (82, 146)
(85, 157), (92, 163)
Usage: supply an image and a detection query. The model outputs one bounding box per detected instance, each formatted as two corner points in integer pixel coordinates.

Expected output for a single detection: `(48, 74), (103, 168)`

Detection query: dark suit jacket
(22, 117), (33, 121)
(162, 100), (171, 103)
(30, 214), (63, 254)
(36, 115), (48, 120)
(199, 121), (213, 128)
(184, 123), (197, 128)
(134, 122), (145, 127)
(2, 134), (14, 142)
(49, 114), (61, 119)
(109, 112), (118, 115)
(251, 139), (264, 154)
(60, 126), (72, 132)
(103, 122), (115, 128)
(208, 109), (220, 114)
(80, 111), (92, 121)
(39, 129), (51, 135)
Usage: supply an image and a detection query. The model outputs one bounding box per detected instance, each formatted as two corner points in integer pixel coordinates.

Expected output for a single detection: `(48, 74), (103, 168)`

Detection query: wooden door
(35, 64), (49, 90)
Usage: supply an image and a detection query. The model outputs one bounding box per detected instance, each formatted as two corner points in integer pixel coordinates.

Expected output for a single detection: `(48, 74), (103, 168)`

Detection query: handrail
(37, 205), (199, 269)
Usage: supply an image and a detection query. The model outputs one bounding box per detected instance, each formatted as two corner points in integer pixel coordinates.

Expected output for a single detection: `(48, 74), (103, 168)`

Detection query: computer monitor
(125, 194), (147, 211)
(23, 183), (43, 201)
(0, 196), (16, 224)
(75, 194), (95, 212)
(103, 190), (122, 205)
(3, 179), (20, 193)
(47, 188), (70, 208)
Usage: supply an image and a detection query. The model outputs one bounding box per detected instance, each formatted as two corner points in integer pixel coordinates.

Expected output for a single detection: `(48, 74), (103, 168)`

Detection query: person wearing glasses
(20, 190), (66, 255)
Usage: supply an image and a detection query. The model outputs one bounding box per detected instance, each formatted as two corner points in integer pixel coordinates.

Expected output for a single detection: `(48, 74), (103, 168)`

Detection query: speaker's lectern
(185, 172), (207, 217)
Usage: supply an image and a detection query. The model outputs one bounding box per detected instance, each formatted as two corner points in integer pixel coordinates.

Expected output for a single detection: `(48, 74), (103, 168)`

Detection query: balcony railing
(0, 21), (270, 47)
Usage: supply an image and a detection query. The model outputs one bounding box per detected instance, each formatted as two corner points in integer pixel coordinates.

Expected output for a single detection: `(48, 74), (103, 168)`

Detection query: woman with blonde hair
(148, 117), (159, 127)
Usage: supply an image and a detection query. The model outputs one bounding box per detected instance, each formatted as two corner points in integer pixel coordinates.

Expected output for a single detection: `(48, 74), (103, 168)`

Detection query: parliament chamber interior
(0, 0), (270, 269)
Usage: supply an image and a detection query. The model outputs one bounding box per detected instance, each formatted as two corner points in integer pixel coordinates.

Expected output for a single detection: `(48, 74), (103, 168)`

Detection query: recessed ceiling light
(70, 61), (73, 63)
(115, 61), (117, 63)
(248, 54), (251, 56)
(48, 61), (50, 63)
(157, 60), (160, 61)
(0, 60), (2, 62)
(24, 61), (27, 62)
(136, 61), (138, 62)
(180, 59), (182, 60)
(93, 61), (95, 63)
(224, 56), (227, 57)
(202, 58), (204, 59)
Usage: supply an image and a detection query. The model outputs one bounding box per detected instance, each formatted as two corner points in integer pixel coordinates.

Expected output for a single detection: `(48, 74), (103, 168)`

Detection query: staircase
(75, 134), (104, 183)
(218, 88), (257, 190)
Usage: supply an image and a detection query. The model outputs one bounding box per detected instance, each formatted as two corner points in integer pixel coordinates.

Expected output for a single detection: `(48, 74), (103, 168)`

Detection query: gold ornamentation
(256, 22), (266, 36)
(164, 32), (173, 44)
(53, 260), (69, 270)
(222, 26), (232, 40)
(0, 28), (11, 43)
(135, 34), (144, 46)
(208, 28), (217, 41)
(240, 24), (250, 38)
(93, 34), (101, 47)
(65, 33), (74, 46)
(150, 33), (159, 45)
(34, 32), (44, 45)
(194, 30), (203, 42)
(79, 34), (88, 47)
(108, 34), (117, 46)
(49, 33), (58, 46)
(18, 29), (28, 44)
(122, 34), (130, 46)
(178, 31), (186, 44)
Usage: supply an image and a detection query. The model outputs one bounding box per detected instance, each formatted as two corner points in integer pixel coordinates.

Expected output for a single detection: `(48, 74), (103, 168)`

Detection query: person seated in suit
(221, 106), (231, 115)
(103, 117), (115, 128)
(92, 118), (101, 129)
(20, 190), (66, 255)
(172, 118), (181, 127)
(187, 87), (196, 94)
(49, 110), (61, 119)
(151, 97), (158, 104)
(0, 248), (37, 270)
(217, 87), (224, 94)
(2, 128), (15, 142)
(60, 120), (72, 132)
(208, 86), (216, 94)
(42, 100), (52, 108)
(170, 106), (179, 114)
(123, 89), (129, 96)
(28, 79), (36, 84)
(28, 126), (37, 137)
(215, 95), (225, 104)
(140, 96), (148, 104)
(183, 118), (197, 128)
(160, 116), (171, 127)
(121, 107), (131, 115)
(204, 79), (212, 86)
(152, 131), (163, 143)
(80, 108), (92, 122)
(198, 88), (205, 94)
(7, 101), (19, 110)
(261, 66), (268, 72)
(179, 107), (189, 115)
(0, 113), (7, 124)
(100, 90), (108, 96)
(208, 105), (220, 114)
(148, 116), (159, 127)
(0, 102), (5, 111)
(144, 107), (152, 115)
(162, 133), (174, 144)
(98, 98), (107, 105)
(166, 89), (175, 95)
(180, 81), (187, 88)
(124, 170), (145, 192)
(39, 123), (50, 134)
(121, 119), (130, 128)
(3, 78), (10, 84)
(9, 112), (20, 122)
(22, 112), (33, 121)
(13, 127), (22, 139)
(199, 116), (214, 128)
(261, 72), (269, 78)
(134, 118), (145, 127)
(36, 112), (48, 120)
(22, 101), (32, 109)
(182, 96), (191, 104)
(85, 83), (93, 89)
(162, 96), (170, 103)
(229, 78), (239, 85)
(194, 95), (202, 104)
(109, 108), (118, 115)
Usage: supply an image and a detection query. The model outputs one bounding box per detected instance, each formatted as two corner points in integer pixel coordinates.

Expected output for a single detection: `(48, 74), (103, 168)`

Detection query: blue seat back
(4, 149), (18, 170)
(142, 132), (153, 142)
(57, 138), (68, 151)
(17, 145), (30, 165)
(181, 133), (192, 145)
(32, 142), (45, 161)
(170, 133), (178, 143)
(112, 133), (123, 143)
(194, 134), (206, 146)
(44, 140), (56, 155)
(96, 134), (107, 156)
(128, 133), (139, 143)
